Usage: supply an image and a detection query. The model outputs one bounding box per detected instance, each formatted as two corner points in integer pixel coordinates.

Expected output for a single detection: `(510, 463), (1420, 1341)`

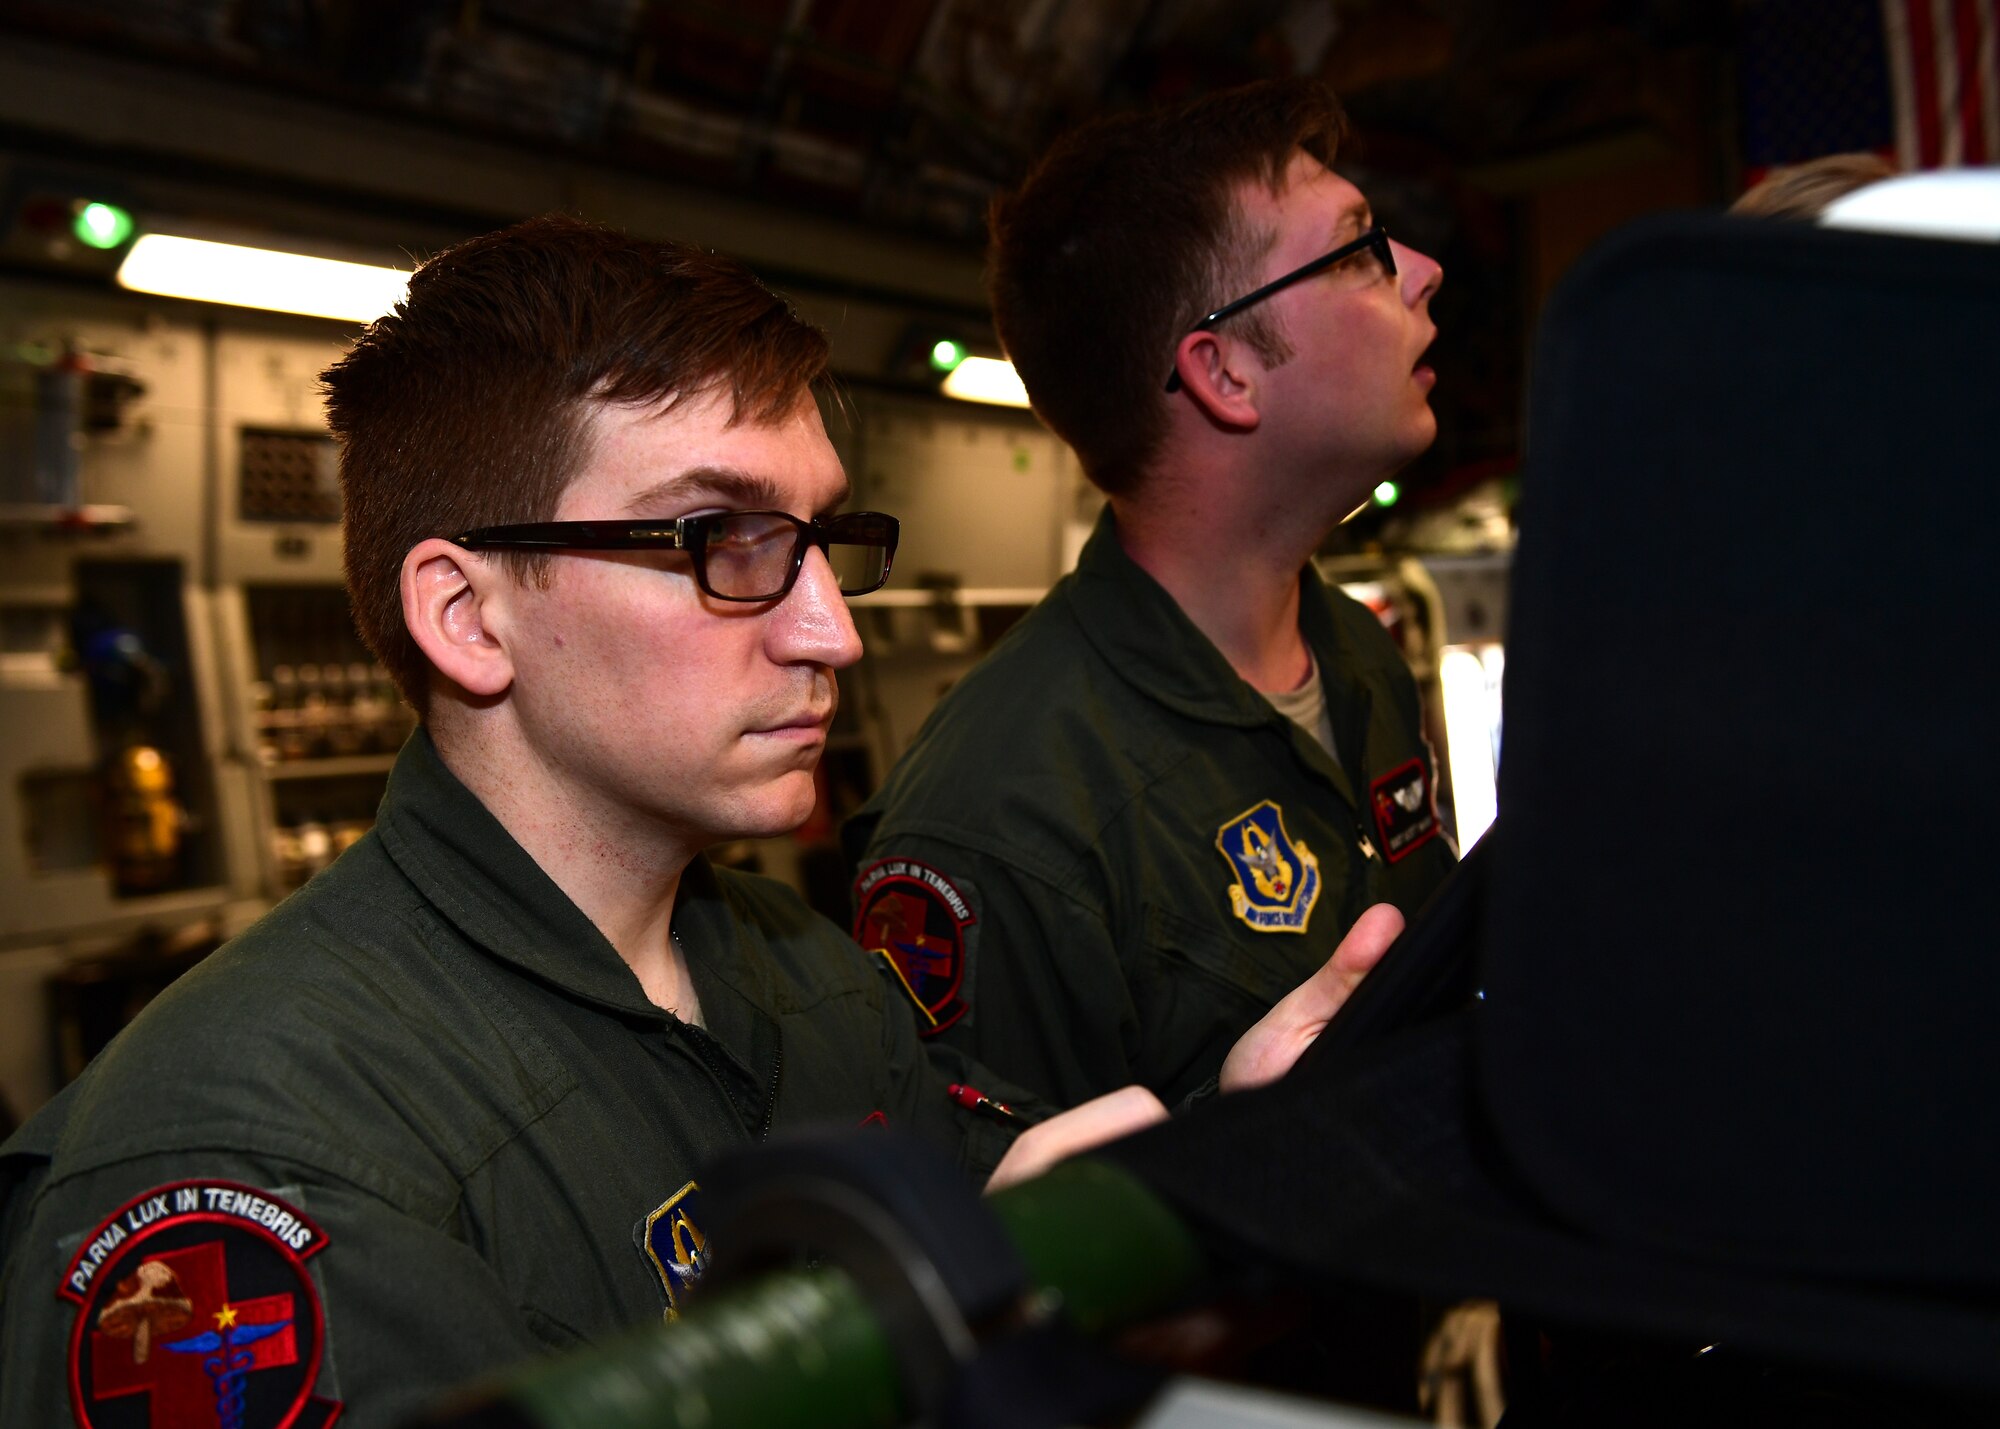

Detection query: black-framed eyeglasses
(452, 510), (900, 603)
(1163, 226), (1395, 393)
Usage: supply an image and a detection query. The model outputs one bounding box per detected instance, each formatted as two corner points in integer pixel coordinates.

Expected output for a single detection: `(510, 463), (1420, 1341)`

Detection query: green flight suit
(0, 731), (1019, 1428)
(845, 509), (1458, 1109)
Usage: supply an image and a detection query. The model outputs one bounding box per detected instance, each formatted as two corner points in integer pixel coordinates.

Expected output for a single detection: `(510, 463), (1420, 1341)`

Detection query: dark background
(0, 0), (1909, 541)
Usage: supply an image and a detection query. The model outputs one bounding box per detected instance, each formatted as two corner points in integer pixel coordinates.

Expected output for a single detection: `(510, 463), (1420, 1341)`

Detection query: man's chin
(710, 782), (820, 845)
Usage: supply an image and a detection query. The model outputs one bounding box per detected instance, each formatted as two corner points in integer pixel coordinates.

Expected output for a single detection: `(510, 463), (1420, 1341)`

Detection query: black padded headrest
(1484, 212), (2000, 1294)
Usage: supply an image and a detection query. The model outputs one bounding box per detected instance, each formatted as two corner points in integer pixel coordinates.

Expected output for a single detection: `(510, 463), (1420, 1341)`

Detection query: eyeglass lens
(698, 512), (892, 600)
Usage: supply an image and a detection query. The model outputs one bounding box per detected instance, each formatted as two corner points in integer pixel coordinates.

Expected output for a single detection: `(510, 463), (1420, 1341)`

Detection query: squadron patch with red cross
(1369, 757), (1441, 863)
(59, 1179), (341, 1429)
(852, 857), (975, 1035)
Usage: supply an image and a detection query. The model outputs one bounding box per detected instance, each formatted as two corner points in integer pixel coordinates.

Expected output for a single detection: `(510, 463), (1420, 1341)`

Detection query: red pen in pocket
(947, 1082), (1025, 1125)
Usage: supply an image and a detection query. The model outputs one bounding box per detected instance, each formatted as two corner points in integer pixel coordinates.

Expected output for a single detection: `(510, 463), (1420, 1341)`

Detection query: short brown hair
(987, 78), (1348, 495)
(1731, 152), (1897, 221)
(322, 214), (830, 714)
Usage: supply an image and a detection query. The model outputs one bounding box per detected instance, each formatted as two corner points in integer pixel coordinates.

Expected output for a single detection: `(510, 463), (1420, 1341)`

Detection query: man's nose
(773, 545), (864, 669)
(1393, 239), (1443, 307)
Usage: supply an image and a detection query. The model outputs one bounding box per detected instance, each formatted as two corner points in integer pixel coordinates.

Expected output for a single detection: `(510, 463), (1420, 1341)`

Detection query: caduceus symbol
(166, 1305), (292, 1429)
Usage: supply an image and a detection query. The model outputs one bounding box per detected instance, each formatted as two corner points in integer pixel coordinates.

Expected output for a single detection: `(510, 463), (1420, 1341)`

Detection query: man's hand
(985, 1085), (1169, 1192)
(1218, 902), (1405, 1093)
(982, 904), (1403, 1190)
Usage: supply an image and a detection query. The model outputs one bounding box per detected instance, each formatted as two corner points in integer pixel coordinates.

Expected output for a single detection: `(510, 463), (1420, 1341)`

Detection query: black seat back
(1483, 213), (2000, 1292)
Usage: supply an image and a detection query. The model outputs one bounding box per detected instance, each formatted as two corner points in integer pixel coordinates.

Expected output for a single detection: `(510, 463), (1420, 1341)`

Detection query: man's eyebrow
(623, 467), (781, 514)
(622, 466), (854, 517)
(1332, 202), (1374, 243)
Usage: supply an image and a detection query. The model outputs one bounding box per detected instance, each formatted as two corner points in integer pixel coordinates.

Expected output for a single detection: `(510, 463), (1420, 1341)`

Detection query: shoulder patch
(1215, 800), (1322, 933)
(1369, 757), (1441, 863)
(852, 858), (974, 1035)
(635, 1181), (709, 1320)
(59, 1180), (341, 1428)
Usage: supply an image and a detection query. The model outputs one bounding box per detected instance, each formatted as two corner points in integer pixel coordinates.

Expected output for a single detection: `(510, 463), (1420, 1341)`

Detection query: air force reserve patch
(852, 858), (974, 1034)
(1216, 800), (1322, 933)
(1369, 757), (1440, 863)
(59, 1179), (341, 1429)
(637, 1182), (709, 1319)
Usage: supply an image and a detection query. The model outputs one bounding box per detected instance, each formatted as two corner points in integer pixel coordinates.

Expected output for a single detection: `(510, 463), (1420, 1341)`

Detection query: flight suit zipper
(679, 1023), (758, 1137)
(758, 1042), (783, 1140)
(672, 1019), (784, 1141)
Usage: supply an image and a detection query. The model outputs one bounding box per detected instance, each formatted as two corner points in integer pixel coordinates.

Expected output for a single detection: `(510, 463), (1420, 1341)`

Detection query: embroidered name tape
(1369, 758), (1440, 863)
(59, 1180), (341, 1429)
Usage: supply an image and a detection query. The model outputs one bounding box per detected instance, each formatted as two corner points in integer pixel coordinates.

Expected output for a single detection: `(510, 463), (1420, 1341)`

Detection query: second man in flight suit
(848, 78), (1458, 1110)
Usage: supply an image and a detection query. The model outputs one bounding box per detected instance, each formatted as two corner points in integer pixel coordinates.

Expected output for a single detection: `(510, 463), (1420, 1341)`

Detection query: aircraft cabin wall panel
(213, 329), (351, 586)
(858, 401), (1075, 594)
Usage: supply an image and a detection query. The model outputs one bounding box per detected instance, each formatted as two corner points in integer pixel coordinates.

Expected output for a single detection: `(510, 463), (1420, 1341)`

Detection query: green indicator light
(74, 202), (135, 251)
(929, 339), (967, 372)
(1373, 480), (1401, 507)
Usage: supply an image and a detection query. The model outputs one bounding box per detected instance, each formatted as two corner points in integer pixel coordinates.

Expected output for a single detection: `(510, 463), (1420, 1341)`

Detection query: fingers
(1317, 901), (1407, 1004)
(1269, 900), (1405, 1034)
(1219, 903), (1406, 1093)
(984, 1085), (1169, 1193)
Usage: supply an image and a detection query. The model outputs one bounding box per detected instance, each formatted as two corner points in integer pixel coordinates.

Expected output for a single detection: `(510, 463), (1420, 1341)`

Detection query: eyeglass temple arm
(1164, 269), (1315, 394)
(454, 514), (894, 552)
(453, 524), (692, 551)
(1164, 230), (1392, 394)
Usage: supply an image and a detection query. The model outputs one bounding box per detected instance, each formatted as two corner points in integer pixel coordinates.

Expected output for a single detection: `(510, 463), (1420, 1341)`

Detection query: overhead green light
(74, 202), (136, 251)
(929, 338), (967, 373)
(1373, 480), (1401, 507)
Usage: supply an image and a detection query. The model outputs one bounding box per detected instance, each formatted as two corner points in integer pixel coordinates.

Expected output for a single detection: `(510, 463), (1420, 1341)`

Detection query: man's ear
(400, 538), (516, 700)
(1170, 329), (1263, 432)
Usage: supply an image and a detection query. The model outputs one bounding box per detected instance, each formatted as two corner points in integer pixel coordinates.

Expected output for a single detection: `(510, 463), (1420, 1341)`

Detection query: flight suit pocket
(1141, 902), (1310, 1014)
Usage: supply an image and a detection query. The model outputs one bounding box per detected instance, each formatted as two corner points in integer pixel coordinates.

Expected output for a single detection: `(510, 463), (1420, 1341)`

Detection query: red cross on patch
(852, 858), (975, 1035)
(61, 1180), (342, 1429)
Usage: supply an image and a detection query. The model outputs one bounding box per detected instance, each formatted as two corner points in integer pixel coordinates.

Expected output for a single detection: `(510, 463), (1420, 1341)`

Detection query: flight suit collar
(666, 858), (786, 1089)
(372, 730), (686, 1025)
(1065, 508), (1371, 801)
(376, 732), (782, 1111)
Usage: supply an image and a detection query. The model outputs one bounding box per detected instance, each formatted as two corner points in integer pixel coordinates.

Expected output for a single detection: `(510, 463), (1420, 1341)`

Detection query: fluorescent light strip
(940, 355), (1031, 408)
(117, 234), (412, 323)
(1820, 170), (2000, 243)
(1439, 645), (1500, 851)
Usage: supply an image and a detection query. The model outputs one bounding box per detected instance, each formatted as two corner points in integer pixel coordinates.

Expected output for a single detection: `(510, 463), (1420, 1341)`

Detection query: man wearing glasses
(848, 78), (1458, 1116)
(0, 215), (1396, 1424)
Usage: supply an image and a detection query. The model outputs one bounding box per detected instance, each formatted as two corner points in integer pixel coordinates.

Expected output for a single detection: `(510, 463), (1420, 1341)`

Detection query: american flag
(1740, 0), (1999, 175)
(1883, 0), (2000, 167)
